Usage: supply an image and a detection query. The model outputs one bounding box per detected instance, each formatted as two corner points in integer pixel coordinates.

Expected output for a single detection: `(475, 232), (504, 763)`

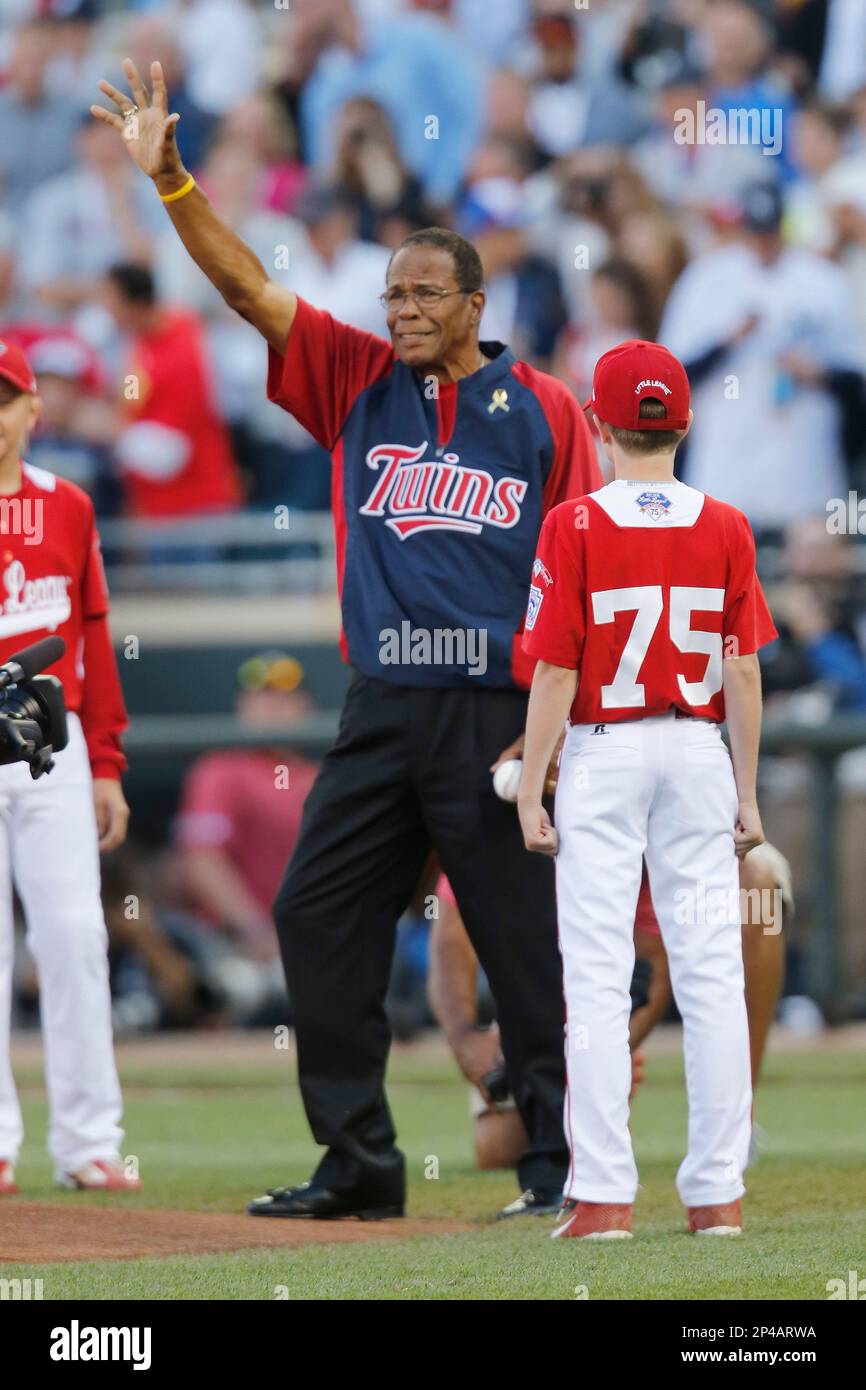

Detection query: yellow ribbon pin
(488, 388), (509, 414)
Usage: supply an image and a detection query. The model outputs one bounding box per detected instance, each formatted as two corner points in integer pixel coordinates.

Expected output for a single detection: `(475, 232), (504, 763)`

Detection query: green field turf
(3, 1040), (865, 1300)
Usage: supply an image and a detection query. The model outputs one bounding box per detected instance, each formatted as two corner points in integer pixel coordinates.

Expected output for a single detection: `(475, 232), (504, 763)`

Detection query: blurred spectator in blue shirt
(18, 115), (165, 317)
(769, 578), (866, 714)
(0, 19), (82, 214)
(297, 0), (485, 204)
(699, 0), (798, 179)
(458, 136), (566, 370)
(525, 10), (650, 160)
(120, 13), (217, 173)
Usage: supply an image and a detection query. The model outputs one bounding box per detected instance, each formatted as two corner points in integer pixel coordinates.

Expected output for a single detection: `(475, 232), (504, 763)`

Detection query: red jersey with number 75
(521, 479), (777, 725)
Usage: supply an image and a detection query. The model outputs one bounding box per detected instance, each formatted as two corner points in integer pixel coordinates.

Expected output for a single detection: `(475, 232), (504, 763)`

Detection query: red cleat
(551, 1200), (633, 1240)
(687, 1200), (742, 1236)
(57, 1160), (142, 1192)
(0, 1160), (19, 1195)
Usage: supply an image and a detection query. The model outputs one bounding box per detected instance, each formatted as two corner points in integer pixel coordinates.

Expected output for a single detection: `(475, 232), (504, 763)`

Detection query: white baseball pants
(555, 711), (752, 1208)
(0, 714), (123, 1174)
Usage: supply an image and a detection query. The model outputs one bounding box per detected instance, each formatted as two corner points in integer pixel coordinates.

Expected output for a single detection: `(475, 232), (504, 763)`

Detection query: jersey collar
(405, 341), (515, 398)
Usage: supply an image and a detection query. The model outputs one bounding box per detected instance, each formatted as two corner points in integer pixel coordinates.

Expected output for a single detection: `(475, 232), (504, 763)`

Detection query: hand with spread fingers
(91, 58), (185, 187)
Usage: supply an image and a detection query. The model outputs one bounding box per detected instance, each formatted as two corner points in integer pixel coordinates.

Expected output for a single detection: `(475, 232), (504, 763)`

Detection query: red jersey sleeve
(511, 364), (604, 514)
(79, 616), (128, 779)
(81, 506), (110, 619)
(723, 511), (778, 657)
(266, 297), (395, 450)
(79, 507), (128, 779)
(521, 504), (586, 669)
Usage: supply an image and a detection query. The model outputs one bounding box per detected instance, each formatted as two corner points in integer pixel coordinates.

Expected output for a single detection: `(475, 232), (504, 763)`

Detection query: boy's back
(526, 479), (776, 725)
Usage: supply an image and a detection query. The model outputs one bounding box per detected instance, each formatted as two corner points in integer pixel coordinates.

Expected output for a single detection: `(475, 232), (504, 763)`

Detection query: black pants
(273, 672), (567, 1201)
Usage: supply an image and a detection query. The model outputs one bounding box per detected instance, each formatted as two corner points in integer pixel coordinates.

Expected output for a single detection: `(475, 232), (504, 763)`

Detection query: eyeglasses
(379, 287), (467, 312)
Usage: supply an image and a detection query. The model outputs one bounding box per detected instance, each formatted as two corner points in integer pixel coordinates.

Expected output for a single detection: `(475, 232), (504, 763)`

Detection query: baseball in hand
(493, 758), (523, 803)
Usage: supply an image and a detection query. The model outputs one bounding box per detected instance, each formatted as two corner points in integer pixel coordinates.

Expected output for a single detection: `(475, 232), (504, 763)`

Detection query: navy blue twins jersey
(267, 298), (601, 689)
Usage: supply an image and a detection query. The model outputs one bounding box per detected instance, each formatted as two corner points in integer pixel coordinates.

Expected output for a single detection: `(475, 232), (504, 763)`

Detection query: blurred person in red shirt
(102, 263), (241, 520)
(175, 654), (319, 964)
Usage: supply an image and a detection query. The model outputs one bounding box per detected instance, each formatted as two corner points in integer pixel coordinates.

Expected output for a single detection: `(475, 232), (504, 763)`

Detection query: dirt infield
(10, 1023), (866, 1076)
(0, 1205), (473, 1264)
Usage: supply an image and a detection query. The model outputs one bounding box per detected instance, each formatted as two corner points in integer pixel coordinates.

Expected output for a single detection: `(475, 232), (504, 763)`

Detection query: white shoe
(56, 1159), (142, 1191)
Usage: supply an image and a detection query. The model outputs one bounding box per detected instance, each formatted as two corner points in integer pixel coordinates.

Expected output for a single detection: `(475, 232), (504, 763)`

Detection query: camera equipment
(0, 635), (68, 779)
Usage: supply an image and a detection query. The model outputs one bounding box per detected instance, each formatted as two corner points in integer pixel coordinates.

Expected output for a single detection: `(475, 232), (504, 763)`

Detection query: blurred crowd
(0, 3), (865, 632)
(4, 0), (866, 1026)
(0, 1), (865, 528)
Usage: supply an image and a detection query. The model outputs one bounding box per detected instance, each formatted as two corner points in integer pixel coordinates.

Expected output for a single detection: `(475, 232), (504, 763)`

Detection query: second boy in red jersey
(0, 341), (138, 1197)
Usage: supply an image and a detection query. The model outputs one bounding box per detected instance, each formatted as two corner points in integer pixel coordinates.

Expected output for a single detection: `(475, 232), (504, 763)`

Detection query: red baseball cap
(583, 339), (690, 430)
(0, 340), (38, 396)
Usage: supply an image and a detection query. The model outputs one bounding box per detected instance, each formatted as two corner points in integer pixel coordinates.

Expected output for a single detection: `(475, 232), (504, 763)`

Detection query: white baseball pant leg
(644, 715), (752, 1208)
(555, 719), (651, 1204)
(0, 713), (123, 1174)
(0, 805), (21, 1162)
(555, 713), (752, 1207)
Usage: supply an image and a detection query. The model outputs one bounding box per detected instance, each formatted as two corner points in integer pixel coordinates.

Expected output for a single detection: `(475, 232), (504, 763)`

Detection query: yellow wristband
(159, 174), (196, 204)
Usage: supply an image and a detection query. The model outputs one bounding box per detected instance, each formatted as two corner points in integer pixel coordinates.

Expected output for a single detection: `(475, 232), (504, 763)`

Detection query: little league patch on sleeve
(526, 584), (544, 630)
(526, 560), (553, 631)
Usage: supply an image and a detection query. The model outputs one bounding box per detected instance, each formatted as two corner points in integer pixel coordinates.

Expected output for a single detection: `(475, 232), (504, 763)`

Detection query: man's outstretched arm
(92, 59), (297, 353)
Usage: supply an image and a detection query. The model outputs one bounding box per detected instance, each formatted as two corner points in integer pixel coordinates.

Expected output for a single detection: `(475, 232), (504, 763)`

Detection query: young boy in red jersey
(518, 341), (777, 1239)
(0, 340), (139, 1196)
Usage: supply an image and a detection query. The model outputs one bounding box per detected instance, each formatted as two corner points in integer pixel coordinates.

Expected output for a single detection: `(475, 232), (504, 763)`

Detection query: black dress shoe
(247, 1180), (404, 1220)
(496, 1187), (563, 1219)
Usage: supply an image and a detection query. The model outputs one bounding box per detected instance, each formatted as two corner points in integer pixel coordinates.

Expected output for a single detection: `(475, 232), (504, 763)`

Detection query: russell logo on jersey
(358, 442), (528, 540)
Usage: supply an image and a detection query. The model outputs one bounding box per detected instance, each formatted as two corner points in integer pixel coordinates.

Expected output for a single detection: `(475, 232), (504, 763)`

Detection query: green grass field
(3, 1037), (865, 1300)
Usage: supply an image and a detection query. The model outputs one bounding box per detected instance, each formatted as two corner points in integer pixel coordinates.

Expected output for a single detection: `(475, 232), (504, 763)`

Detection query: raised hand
(91, 54), (298, 352)
(90, 58), (185, 187)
